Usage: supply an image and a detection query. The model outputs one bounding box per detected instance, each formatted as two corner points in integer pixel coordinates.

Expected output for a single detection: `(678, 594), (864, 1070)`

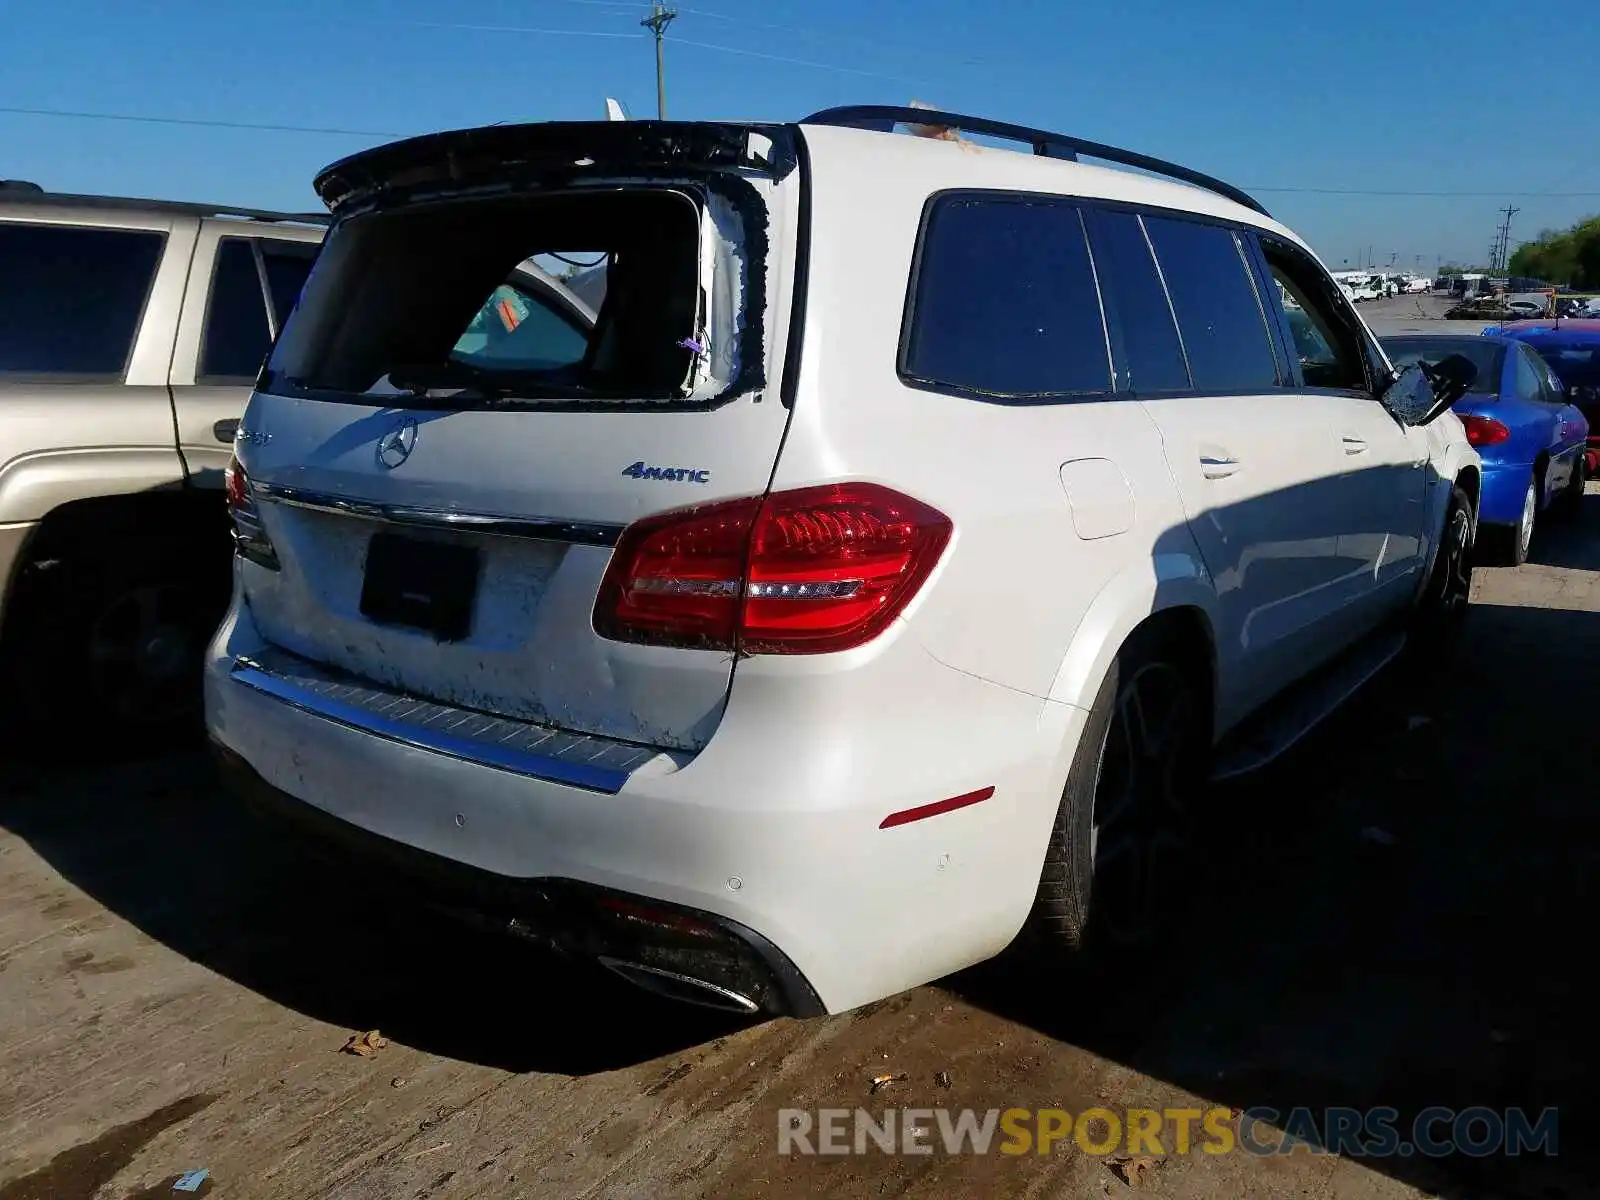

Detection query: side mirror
(1381, 353), (1477, 426)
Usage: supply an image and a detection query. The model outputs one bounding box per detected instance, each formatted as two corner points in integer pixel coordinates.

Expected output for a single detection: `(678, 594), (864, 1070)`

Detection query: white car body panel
(206, 117), (1480, 1015)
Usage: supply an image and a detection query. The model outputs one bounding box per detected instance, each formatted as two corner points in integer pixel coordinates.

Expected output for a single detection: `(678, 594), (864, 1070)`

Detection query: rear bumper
(212, 738), (824, 1016)
(205, 591), (1080, 1014)
(1477, 459), (1536, 526)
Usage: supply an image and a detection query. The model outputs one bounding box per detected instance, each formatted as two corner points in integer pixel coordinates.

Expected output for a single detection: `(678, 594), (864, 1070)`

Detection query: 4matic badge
(621, 461), (711, 484)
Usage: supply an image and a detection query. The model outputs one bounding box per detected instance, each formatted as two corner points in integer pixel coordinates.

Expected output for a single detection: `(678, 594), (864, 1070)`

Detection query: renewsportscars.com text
(778, 1105), (1558, 1159)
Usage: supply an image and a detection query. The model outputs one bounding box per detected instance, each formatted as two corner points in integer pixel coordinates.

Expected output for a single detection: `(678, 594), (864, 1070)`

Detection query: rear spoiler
(314, 121), (799, 214)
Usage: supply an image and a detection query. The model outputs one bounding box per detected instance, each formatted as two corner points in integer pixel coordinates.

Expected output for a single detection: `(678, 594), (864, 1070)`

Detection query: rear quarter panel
(778, 128), (1214, 708)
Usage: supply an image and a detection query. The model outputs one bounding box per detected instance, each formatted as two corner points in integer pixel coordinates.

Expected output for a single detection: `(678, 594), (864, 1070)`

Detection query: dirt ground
(3, 486), (1598, 1199)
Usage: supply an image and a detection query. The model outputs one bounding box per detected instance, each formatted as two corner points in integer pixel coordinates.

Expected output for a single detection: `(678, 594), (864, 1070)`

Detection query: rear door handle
(1342, 436), (1369, 455)
(1200, 455), (1240, 479)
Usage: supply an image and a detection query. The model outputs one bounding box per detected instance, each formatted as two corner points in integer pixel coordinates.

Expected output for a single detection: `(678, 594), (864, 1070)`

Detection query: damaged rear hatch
(231, 120), (804, 754)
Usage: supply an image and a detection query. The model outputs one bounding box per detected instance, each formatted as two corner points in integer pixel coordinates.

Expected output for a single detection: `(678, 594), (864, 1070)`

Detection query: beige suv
(0, 183), (325, 741)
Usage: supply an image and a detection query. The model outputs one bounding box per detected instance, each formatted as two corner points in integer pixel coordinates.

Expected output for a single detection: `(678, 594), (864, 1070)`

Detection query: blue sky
(4, 0), (1598, 269)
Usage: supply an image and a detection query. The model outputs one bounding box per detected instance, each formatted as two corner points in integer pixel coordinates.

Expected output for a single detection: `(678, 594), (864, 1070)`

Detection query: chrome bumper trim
(228, 647), (662, 793)
(253, 482), (624, 547)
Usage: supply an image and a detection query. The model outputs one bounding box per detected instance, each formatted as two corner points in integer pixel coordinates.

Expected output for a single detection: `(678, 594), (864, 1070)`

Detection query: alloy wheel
(87, 582), (207, 724)
(1518, 480), (1537, 562)
(1088, 661), (1194, 945)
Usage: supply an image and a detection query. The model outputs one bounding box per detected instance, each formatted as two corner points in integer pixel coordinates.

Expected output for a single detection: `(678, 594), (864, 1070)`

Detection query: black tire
(1553, 454), (1587, 520)
(0, 536), (231, 756)
(1410, 483), (1474, 657)
(1025, 625), (1208, 957)
(1478, 474), (1537, 567)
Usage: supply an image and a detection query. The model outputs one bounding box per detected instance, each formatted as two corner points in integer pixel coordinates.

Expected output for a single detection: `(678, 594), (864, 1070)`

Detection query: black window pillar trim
(1241, 230), (1303, 389)
(1081, 205), (1135, 395)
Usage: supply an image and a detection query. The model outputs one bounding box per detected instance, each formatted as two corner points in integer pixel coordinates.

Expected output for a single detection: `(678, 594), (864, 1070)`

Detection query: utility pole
(1492, 205), (1519, 274)
(641, 2), (678, 120)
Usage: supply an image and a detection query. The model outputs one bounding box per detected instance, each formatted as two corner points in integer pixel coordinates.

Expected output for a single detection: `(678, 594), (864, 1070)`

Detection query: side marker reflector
(879, 786), (995, 829)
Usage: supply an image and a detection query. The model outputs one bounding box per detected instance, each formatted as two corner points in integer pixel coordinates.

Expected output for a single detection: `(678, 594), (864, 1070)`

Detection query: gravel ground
(2, 479), (1597, 1199)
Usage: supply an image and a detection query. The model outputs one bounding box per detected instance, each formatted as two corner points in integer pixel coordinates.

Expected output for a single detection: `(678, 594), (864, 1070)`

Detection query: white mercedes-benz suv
(205, 107), (1481, 1017)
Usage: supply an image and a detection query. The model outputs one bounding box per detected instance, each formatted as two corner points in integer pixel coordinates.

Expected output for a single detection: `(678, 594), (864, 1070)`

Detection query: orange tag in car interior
(496, 297), (522, 332)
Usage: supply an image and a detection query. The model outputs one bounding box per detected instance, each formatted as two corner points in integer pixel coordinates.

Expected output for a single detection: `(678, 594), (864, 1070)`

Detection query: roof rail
(0, 188), (328, 225)
(800, 105), (1269, 218)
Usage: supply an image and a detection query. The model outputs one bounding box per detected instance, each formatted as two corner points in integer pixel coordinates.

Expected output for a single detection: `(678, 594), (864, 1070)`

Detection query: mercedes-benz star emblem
(376, 417), (418, 469)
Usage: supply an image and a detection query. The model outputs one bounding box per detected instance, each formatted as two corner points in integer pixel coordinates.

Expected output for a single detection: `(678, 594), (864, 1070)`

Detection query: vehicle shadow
(1530, 487), (1600, 570)
(0, 750), (748, 1076)
(949, 594), (1599, 1199)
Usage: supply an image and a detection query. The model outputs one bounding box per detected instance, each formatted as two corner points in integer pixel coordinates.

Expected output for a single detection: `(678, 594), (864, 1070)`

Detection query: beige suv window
(0, 221), (164, 379)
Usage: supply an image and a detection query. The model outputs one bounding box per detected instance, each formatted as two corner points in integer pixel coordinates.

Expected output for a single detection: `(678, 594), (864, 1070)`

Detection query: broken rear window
(265, 188), (734, 406)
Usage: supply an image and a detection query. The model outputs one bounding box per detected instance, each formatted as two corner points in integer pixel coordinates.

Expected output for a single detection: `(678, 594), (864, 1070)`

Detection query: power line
(666, 35), (921, 81)
(0, 104), (400, 138)
(1245, 185), (1600, 198)
(385, 19), (642, 40)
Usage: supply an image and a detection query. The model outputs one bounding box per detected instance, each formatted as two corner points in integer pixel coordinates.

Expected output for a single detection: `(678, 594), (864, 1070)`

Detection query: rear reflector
(594, 483), (952, 654)
(879, 786), (995, 829)
(600, 896), (718, 938)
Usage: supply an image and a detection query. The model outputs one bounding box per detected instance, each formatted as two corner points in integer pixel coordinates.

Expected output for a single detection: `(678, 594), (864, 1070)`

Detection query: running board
(1210, 629), (1406, 782)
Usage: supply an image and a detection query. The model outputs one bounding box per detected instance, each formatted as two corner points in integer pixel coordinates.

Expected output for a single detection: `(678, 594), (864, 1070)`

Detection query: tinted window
(201, 238), (271, 380)
(453, 281), (590, 370)
(904, 196), (1110, 396)
(0, 222), (163, 376)
(259, 240), (317, 332)
(1530, 344), (1600, 396)
(1143, 217), (1279, 392)
(1091, 210), (1189, 392)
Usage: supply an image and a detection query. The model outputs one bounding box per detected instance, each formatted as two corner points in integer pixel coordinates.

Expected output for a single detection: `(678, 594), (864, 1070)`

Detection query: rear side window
(1143, 216), (1279, 393)
(1513, 345), (1547, 403)
(1089, 209), (1189, 392)
(260, 240), (318, 332)
(0, 222), (163, 377)
(903, 194), (1111, 397)
(202, 238), (272, 380)
(202, 237), (318, 380)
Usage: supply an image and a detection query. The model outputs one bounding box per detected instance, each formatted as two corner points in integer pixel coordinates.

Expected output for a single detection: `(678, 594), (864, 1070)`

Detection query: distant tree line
(1508, 216), (1600, 288)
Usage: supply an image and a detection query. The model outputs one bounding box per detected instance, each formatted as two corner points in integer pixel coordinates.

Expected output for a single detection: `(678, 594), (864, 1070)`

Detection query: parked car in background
(1405, 276), (1431, 294)
(1382, 332), (1587, 565)
(1506, 300), (1547, 319)
(0, 186), (326, 742)
(207, 107), (1481, 1017)
(1488, 318), (1600, 479)
(1341, 276), (1380, 302)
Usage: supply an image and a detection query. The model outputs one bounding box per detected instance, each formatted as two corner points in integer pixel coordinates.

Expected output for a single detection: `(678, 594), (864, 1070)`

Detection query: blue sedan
(1381, 333), (1588, 565)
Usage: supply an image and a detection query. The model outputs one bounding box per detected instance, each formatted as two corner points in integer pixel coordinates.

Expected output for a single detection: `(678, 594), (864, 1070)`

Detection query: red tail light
(225, 454), (280, 570)
(1461, 414), (1510, 447)
(223, 453), (249, 510)
(594, 483), (952, 654)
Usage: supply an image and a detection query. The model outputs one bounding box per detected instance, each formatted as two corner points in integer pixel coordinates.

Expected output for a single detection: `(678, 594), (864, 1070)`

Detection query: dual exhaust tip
(598, 956), (760, 1015)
